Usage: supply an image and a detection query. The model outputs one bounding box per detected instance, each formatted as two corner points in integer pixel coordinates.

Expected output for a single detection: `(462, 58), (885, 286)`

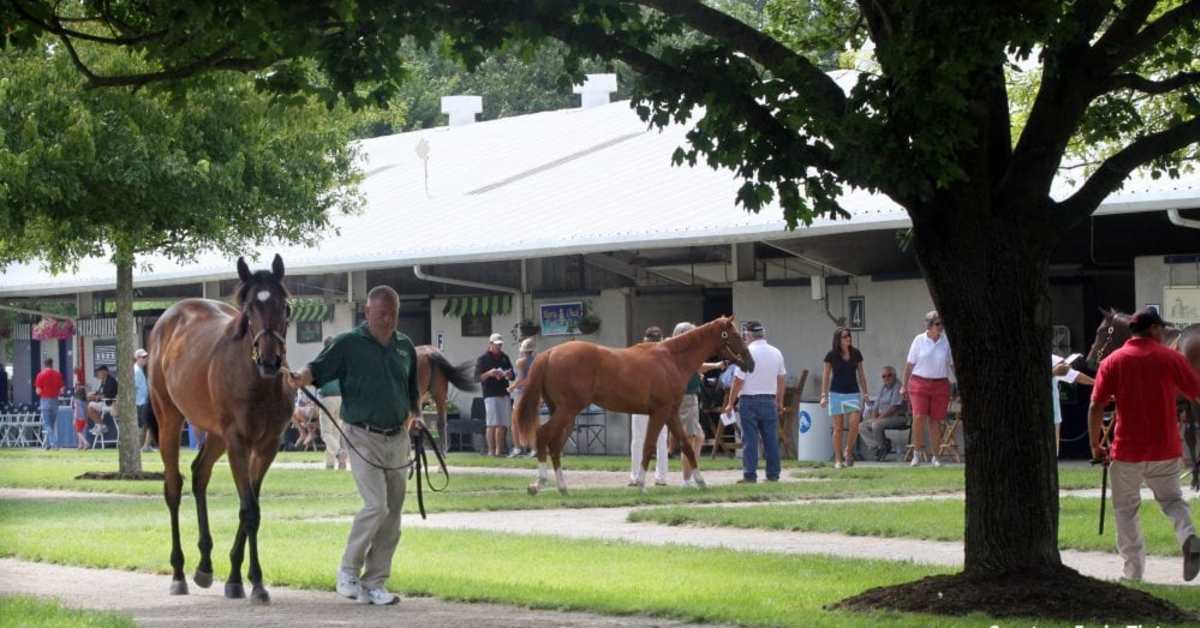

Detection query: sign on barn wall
(1164, 286), (1200, 325)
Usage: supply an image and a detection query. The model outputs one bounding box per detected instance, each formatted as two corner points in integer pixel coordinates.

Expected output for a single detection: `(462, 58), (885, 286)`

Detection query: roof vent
(440, 95), (483, 127)
(573, 73), (617, 109)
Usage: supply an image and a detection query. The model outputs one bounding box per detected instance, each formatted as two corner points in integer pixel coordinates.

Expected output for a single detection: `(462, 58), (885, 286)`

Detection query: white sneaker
(931, 456), (941, 467)
(910, 456), (920, 467)
(335, 569), (360, 599)
(359, 587), (399, 605)
(833, 461), (843, 469)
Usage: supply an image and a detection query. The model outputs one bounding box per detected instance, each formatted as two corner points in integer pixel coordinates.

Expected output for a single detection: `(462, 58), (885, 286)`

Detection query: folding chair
(936, 407), (964, 462)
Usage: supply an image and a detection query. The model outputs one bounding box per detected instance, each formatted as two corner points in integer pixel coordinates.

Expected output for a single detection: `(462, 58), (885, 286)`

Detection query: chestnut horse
(149, 255), (294, 604)
(1087, 308), (1200, 489)
(514, 316), (754, 494)
(416, 345), (478, 444)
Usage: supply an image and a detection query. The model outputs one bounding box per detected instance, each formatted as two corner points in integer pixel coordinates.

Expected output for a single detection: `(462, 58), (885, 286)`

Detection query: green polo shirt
(307, 324), (418, 430)
(686, 373), (702, 395)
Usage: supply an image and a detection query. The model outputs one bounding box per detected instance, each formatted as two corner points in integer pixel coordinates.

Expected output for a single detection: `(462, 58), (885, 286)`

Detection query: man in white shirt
(723, 321), (786, 483)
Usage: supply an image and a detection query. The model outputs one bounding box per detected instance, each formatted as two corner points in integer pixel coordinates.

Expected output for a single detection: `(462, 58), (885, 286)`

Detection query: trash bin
(795, 402), (833, 461)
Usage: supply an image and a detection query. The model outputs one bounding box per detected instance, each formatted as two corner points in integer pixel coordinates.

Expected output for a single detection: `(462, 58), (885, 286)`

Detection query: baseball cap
(743, 320), (765, 334)
(134, 348), (149, 359)
(488, 333), (504, 345)
(1129, 307), (1165, 333)
(519, 338), (536, 352)
(643, 326), (663, 342)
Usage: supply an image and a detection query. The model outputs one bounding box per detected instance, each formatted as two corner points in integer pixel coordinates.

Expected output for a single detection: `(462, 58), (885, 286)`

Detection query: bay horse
(148, 254), (294, 604)
(1087, 308), (1200, 489)
(514, 316), (754, 495)
(416, 345), (478, 444)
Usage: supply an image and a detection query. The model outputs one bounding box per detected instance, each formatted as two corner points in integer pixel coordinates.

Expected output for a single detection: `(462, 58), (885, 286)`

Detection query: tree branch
(1106, 71), (1200, 94)
(1099, 0), (1200, 70)
(630, 0), (846, 124)
(1056, 116), (1200, 227)
(12, 1), (166, 46)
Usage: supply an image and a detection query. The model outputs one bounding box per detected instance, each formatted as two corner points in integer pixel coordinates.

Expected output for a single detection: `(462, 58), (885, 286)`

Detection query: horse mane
(661, 318), (723, 355)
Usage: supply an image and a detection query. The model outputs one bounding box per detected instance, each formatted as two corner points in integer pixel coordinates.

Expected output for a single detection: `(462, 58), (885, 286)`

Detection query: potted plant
(577, 312), (601, 335)
(518, 319), (541, 338)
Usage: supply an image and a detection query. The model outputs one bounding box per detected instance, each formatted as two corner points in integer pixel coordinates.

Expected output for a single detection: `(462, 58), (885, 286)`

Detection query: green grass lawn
(2, 498), (1197, 627)
(0, 595), (135, 628)
(629, 495), (1200, 557)
(0, 450), (1114, 517)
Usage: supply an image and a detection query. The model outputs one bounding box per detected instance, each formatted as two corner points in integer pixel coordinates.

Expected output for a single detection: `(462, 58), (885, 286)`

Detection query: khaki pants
(318, 396), (345, 467)
(1110, 458), (1196, 580)
(341, 423), (410, 589)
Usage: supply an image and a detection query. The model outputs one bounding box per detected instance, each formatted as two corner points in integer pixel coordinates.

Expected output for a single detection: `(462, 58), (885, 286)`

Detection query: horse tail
(427, 350), (479, 393)
(513, 351), (549, 445)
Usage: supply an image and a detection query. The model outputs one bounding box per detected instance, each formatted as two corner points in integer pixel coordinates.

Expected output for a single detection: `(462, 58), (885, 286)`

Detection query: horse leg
(223, 436), (254, 600)
(528, 421), (554, 495)
(190, 434), (227, 588)
(545, 406), (580, 496)
(664, 406), (704, 489)
(244, 443), (279, 604)
(156, 400), (188, 595)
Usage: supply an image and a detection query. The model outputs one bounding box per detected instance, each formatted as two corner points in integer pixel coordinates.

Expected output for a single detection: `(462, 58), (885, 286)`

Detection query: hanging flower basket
(577, 314), (601, 335)
(31, 318), (75, 341)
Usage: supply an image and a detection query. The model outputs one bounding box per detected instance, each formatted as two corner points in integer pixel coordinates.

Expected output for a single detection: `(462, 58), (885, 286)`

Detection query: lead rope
(299, 387), (449, 518)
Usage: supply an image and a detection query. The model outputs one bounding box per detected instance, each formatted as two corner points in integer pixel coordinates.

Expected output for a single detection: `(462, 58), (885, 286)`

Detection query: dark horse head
(1086, 308), (1132, 369)
(234, 254), (291, 378)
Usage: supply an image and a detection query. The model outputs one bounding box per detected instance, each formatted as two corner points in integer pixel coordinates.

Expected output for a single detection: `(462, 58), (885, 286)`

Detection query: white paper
(720, 411), (738, 426)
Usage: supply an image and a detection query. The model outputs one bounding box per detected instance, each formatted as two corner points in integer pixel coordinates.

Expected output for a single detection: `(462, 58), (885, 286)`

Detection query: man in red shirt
(34, 358), (65, 450)
(1088, 307), (1200, 582)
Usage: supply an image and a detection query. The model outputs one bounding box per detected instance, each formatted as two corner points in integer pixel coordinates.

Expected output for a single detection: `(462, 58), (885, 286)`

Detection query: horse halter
(717, 329), (748, 365)
(243, 297), (289, 366)
(250, 328), (288, 364)
(1093, 324), (1116, 364)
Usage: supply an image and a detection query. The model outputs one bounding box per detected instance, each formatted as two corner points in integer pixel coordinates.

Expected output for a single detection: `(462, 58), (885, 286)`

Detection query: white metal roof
(2, 99), (1196, 297)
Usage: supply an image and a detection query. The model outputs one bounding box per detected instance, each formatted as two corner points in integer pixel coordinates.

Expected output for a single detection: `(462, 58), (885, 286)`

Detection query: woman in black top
(820, 327), (870, 468)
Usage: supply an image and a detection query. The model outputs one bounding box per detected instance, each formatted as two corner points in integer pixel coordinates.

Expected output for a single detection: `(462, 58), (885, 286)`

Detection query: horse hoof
(250, 586), (270, 605)
(225, 582), (246, 599)
(193, 569), (213, 588)
(169, 579), (189, 596)
(527, 483), (540, 496)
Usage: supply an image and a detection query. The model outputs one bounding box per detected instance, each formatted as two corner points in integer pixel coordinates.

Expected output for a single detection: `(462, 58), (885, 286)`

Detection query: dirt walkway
(0, 487), (150, 500)
(0, 558), (717, 628)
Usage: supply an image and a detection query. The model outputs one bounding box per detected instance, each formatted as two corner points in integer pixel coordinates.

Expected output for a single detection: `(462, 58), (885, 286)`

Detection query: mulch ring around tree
(75, 471), (165, 481)
(830, 567), (1195, 624)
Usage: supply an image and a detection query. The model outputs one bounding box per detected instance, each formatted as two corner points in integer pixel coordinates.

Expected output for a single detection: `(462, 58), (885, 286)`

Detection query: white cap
(488, 333), (504, 345)
(134, 348), (149, 359)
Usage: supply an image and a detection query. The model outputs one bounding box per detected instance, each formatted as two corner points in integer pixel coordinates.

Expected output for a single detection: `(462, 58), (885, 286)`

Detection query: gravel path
(0, 558), (718, 628)
(0, 487), (150, 500)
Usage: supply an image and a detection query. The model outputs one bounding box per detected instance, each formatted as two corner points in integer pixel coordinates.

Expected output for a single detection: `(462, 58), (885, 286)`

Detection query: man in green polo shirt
(291, 285), (420, 606)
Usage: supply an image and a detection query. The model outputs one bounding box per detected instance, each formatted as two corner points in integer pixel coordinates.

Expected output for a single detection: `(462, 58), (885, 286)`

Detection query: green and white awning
(442, 294), (513, 317)
(289, 299), (332, 322)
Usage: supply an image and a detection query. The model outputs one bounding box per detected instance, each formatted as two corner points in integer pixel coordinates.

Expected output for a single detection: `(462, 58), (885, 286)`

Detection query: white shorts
(485, 396), (511, 427)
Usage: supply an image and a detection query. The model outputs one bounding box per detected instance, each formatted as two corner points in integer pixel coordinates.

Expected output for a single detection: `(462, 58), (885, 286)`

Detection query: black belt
(742, 394), (776, 398)
(357, 423), (404, 436)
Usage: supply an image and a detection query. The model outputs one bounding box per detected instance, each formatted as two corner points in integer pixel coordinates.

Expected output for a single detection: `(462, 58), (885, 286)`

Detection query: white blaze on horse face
(256, 290), (271, 303)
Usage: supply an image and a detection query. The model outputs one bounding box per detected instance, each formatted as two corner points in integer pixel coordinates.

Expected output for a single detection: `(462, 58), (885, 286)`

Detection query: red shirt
(1091, 337), (1200, 462)
(34, 368), (64, 400)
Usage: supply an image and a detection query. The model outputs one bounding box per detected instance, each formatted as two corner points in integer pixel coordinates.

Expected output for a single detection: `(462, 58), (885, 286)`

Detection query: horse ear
(271, 254), (285, 282)
(237, 257), (252, 283)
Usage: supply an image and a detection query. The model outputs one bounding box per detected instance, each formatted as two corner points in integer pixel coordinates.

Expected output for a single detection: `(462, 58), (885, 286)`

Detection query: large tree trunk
(115, 250), (142, 475)
(909, 198), (1061, 576)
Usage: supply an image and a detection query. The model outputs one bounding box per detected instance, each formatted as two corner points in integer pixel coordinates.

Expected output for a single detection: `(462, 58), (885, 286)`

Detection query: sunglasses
(882, 373), (895, 378)
(841, 334), (852, 339)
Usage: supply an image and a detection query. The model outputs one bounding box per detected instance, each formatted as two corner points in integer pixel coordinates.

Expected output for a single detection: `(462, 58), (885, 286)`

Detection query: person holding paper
(1051, 353), (1094, 455)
